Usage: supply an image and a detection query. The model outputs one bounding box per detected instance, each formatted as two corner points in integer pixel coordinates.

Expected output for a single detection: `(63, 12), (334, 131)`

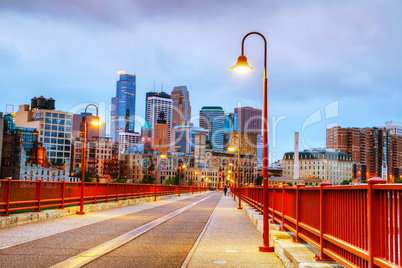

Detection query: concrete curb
(242, 203), (345, 268)
(0, 193), (188, 230)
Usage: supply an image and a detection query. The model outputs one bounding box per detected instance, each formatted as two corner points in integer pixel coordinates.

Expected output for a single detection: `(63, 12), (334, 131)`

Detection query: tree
(395, 177), (402, 183)
(341, 179), (352, 185)
(115, 176), (127, 183)
(76, 170), (97, 182)
(165, 177), (175, 185)
(187, 180), (193, 186)
(141, 174), (153, 184)
(255, 176), (263, 186)
(285, 182), (293, 187)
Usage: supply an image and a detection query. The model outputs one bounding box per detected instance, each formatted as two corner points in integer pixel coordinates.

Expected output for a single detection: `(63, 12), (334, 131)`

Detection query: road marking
(51, 193), (216, 268)
(0, 193), (205, 251)
(181, 195), (219, 268)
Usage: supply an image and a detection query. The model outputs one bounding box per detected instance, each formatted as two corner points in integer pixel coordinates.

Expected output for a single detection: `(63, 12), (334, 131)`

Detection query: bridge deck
(0, 192), (284, 267)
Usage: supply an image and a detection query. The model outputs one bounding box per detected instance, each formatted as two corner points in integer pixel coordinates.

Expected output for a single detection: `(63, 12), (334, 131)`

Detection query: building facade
(15, 100), (73, 166)
(234, 106), (262, 134)
(327, 126), (402, 182)
(71, 137), (119, 180)
(282, 150), (353, 185)
(118, 132), (141, 154)
(110, 71), (137, 142)
(200, 106), (224, 151)
(146, 93), (173, 139)
(172, 125), (209, 154)
(171, 86), (191, 127)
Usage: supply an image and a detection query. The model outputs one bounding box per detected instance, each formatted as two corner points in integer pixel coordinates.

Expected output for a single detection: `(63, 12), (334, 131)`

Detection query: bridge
(0, 178), (401, 267)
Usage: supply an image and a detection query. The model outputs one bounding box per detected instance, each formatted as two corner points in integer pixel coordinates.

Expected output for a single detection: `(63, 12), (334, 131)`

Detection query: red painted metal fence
(0, 179), (206, 216)
(238, 178), (402, 268)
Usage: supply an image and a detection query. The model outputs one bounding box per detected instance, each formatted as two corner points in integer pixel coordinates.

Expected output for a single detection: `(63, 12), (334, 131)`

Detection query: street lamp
(178, 164), (186, 197)
(228, 133), (242, 210)
(154, 153), (167, 201)
(231, 32), (273, 252)
(77, 104), (101, 215)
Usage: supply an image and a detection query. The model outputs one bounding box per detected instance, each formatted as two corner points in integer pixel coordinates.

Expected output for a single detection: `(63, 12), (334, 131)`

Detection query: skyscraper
(110, 71), (136, 142)
(145, 92), (172, 139)
(171, 86), (191, 127)
(234, 106), (262, 134)
(145, 91), (171, 123)
(200, 106), (224, 151)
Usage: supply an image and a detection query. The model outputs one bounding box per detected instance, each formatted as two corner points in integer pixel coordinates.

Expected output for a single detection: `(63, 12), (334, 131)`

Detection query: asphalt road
(0, 192), (220, 268)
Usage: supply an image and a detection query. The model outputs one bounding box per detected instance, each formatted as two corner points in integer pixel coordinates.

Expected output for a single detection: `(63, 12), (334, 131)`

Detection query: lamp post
(178, 164), (186, 197)
(228, 133), (242, 210)
(154, 153), (167, 201)
(231, 32), (273, 252)
(77, 104), (100, 215)
(193, 171), (197, 194)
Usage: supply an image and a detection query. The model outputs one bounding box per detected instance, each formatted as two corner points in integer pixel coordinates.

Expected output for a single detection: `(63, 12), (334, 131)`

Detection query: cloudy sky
(0, 0), (401, 162)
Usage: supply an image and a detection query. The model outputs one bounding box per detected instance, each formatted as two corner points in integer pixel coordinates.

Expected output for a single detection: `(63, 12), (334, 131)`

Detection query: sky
(0, 0), (401, 163)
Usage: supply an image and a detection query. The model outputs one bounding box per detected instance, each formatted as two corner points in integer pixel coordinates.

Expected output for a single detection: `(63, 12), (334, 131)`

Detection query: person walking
(227, 186), (231, 196)
(223, 186), (227, 196)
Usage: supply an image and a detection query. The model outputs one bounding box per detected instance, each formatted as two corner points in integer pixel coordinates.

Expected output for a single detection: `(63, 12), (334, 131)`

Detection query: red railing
(238, 178), (402, 268)
(0, 179), (206, 216)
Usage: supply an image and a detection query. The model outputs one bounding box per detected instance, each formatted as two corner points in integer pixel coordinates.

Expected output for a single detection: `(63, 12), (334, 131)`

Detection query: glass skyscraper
(200, 106), (224, 151)
(110, 71), (136, 142)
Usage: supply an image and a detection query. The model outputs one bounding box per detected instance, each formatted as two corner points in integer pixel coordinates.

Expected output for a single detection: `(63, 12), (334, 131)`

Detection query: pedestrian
(227, 186), (231, 196)
(223, 186), (227, 196)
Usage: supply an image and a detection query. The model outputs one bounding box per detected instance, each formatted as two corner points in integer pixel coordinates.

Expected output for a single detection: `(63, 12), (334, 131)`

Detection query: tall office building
(146, 92), (172, 139)
(145, 92), (171, 123)
(171, 86), (191, 127)
(110, 71), (136, 142)
(200, 106), (224, 151)
(384, 121), (402, 136)
(234, 106), (262, 134)
(327, 126), (402, 182)
(172, 125), (209, 154)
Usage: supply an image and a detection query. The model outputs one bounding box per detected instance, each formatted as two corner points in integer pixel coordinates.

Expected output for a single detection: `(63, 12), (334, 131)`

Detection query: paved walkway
(186, 193), (284, 267)
(0, 192), (284, 267)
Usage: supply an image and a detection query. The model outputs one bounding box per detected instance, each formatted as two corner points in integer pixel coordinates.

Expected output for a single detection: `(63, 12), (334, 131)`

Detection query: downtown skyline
(0, 0), (401, 162)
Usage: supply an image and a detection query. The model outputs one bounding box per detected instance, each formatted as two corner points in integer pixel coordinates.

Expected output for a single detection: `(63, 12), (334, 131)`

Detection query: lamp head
(91, 119), (101, 126)
(160, 153), (167, 159)
(228, 146), (235, 152)
(229, 162), (233, 166)
(182, 164), (186, 169)
(231, 55), (253, 73)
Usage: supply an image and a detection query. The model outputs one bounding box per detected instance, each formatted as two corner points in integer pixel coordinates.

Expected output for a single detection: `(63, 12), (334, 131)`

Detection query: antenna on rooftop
(161, 83), (164, 93)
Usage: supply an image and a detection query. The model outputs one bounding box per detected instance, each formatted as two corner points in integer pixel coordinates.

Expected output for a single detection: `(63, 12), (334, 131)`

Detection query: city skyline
(1, 1), (401, 161)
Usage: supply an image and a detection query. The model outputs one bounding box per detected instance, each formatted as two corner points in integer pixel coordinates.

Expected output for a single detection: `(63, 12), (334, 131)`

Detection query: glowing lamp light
(228, 146), (235, 152)
(91, 120), (101, 126)
(182, 164), (187, 169)
(231, 55), (253, 73)
(161, 153), (167, 159)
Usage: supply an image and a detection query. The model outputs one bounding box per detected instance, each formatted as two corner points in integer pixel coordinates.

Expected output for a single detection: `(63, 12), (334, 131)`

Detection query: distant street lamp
(231, 32), (273, 252)
(228, 132), (242, 210)
(193, 171), (197, 195)
(178, 164), (186, 197)
(77, 104), (101, 215)
(154, 153), (167, 201)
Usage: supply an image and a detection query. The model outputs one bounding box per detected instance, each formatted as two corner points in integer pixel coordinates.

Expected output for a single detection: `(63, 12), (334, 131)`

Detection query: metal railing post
(315, 181), (332, 261)
(61, 180), (65, 209)
(280, 184), (289, 231)
(294, 184), (305, 242)
(35, 180), (42, 212)
(367, 177), (386, 268)
(4, 179), (12, 216)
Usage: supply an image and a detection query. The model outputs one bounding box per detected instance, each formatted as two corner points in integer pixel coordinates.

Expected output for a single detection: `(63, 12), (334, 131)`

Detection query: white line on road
(51, 193), (217, 268)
